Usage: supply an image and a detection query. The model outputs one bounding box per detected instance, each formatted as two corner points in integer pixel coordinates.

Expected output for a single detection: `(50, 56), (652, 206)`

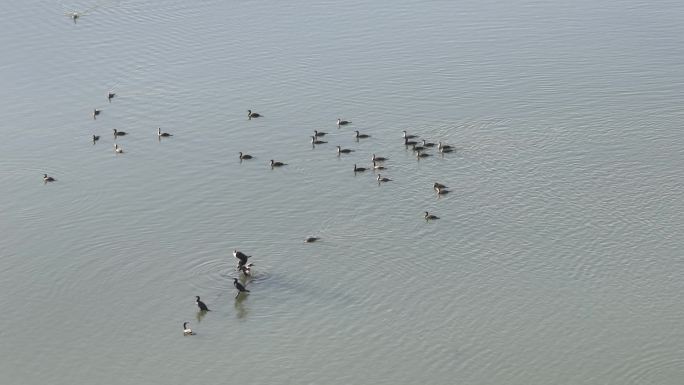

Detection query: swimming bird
(404, 137), (417, 146)
(314, 130), (327, 137)
(436, 186), (449, 195)
(43, 174), (56, 182)
(239, 152), (253, 160)
(336, 145), (354, 154)
(416, 150), (431, 158)
(337, 118), (351, 126)
(402, 130), (417, 139)
(377, 174), (392, 183)
(439, 146), (454, 153)
(354, 164), (367, 173)
(69, 11), (79, 23)
(372, 160), (385, 170)
(372, 154), (387, 162)
(114, 144), (123, 153)
(183, 322), (194, 336)
(355, 130), (370, 139)
(270, 159), (287, 167)
(248, 110), (261, 119)
(158, 127), (172, 137)
(113, 129), (127, 137)
(233, 249), (251, 267)
(311, 136), (327, 145)
(107, 91), (115, 102)
(438, 142), (453, 151)
(238, 263), (254, 277)
(93, 109), (101, 120)
(433, 182), (447, 191)
(92, 135), (100, 142)
(304, 237), (319, 243)
(233, 278), (250, 298)
(195, 296), (210, 312)
(411, 144), (425, 152)
(424, 211), (439, 220)
(422, 139), (436, 147)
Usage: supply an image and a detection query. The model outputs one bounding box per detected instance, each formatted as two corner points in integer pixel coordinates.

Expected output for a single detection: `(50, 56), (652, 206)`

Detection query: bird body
(195, 296), (210, 312)
(311, 136), (327, 145)
(377, 174), (391, 183)
(354, 164), (367, 172)
(238, 263), (254, 277)
(108, 92), (115, 102)
(113, 129), (127, 137)
(434, 182), (447, 190)
(233, 278), (250, 298)
(93, 109), (101, 120)
(239, 152), (253, 160)
(355, 130), (370, 139)
(304, 237), (319, 243)
(270, 159), (287, 167)
(248, 110), (261, 119)
(337, 118), (351, 126)
(233, 249), (251, 266)
(402, 130), (417, 139)
(422, 139), (436, 147)
(314, 130), (327, 137)
(425, 211), (439, 220)
(372, 160), (385, 170)
(114, 144), (123, 153)
(336, 145), (354, 154)
(183, 322), (194, 336)
(372, 154), (387, 162)
(158, 127), (172, 137)
(92, 135), (100, 142)
(43, 174), (56, 182)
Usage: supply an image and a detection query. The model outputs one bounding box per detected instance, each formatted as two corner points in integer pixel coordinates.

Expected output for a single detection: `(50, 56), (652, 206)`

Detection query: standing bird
(337, 118), (351, 127)
(93, 109), (101, 120)
(108, 91), (115, 102)
(195, 296), (210, 312)
(239, 152), (253, 160)
(43, 174), (56, 182)
(270, 159), (287, 168)
(158, 127), (172, 137)
(233, 278), (250, 298)
(424, 211), (439, 220)
(233, 249), (251, 267)
(183, 322), (194, 336)
(247, 110), (261, 119)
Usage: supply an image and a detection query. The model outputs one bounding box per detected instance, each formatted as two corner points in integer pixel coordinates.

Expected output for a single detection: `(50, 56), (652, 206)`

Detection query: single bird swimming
(158, 127), (172, 137)
(248, 110), (261, 119)
(183, 322), (194, 336)
(195, 296), (210, 312)
(43, 174), (56, 182)
(233, 278), (250, 298)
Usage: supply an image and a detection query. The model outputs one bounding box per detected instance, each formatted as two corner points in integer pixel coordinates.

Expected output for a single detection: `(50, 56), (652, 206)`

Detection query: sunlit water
(1, 0), (683, 384)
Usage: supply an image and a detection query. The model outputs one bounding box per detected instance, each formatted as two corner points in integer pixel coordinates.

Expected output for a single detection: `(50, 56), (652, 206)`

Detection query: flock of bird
(41, 90), (455, 336)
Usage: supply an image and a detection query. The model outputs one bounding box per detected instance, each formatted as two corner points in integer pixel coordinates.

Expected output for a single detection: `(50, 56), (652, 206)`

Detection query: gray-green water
(1, 0), (683, 383)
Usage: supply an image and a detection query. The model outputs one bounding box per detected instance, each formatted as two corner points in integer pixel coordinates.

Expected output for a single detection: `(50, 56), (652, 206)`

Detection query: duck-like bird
(354, 164), (367, 173)
(336, 145), (354, 154)
(233, 249), (251, 267)
(113, 129), (127, 137)
(43, 174), (56, 182)
(183, 322), (194, 336)
(337, 118), (351, 126)
(158, 127), (172, 137)
(239, 152), (253, 160)
(270, 160), (287, 168)
(233, 278), (250, 298)
(424, 211), (439, 220)
(355, 130), (370, 139)
(195, 296), (210, 312)
(248, 110), (261, 119)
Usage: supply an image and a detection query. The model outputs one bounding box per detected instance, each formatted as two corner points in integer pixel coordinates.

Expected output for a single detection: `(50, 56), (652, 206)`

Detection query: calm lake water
(1, 0), (683, 383)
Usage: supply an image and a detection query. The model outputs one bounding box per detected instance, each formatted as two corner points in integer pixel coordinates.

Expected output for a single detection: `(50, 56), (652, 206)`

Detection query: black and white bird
(402, 130), (418, 139)
(238, 263), (254, 277)
(158, 127), (172, 137)
(43, 174), (56, 182)
(114, 144), (123, 153)
(233, 278), (250, 298)
(377, 174), (392, 183)
(239, 152), (253, 160)
(336, 145), (354, 154)
(314, 130), (327, 137)
(113, 128), (127, 137)
(108, 91), (115, 102)
(337, 118), (351, 126)
(93, 109), (101, 120)
(183, 322), (194, 336)
(355, 130), (370, 139)
(248, 110), (261, 119)
(353, 164), (367, 173)
(233, 249), (251, 267)
(92, 135), (100, 142)
(424, 211), (439, 220)
(372, 154), (388, 162)
(304, 236), (319, 243)
(195, 296), (210, 312)
(270, 159), (287, 168)
(311, 136), (327, 145)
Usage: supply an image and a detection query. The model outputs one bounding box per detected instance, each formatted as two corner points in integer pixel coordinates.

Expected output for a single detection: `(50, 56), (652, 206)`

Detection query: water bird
(43, 174), (56, 182)
(402, 130), (417, 139)
(337, 118), (351, 126)
(107, 91), (115, 102)
(404, 137), (417, 146)
(248, 110), (261, 119)
(183, 322), (194, 336)
(416, 150), (431, 158)
(314, 130), (327, 137)
(355, 130), (370, 139)
(336, 145), (354, 154)
(433, 182), (447, 191)
(372, 160), (385, 170)
(113, 129), (127, 137)
(158, 127), (172, 137)
(411, 144), (425, 152)
(239, 152), (253, 160)
(354, 164), (367, 172)
(372, 154), (387, 162)
(238, 263), (254, 277)
(424, 211), (439, 220)
(436, 186), (449, 195)
(304, 237), (319, 243)
(233, 278), (250, 298)
(195, 296), (210, 312)
(114, 144), (123, 153)
(93, 109), (101, 120)
(439, 147), (454, 153)
(67, 11), (79, 23)
(311, 136), (327, 145)
(422, 139), (436, 147)
(233, 249), (251, 267)
(438, 142), (453, 151)
(270, 159), (287, 168)
(92, 135), (100, 142)
(377, 174), (392, 183)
